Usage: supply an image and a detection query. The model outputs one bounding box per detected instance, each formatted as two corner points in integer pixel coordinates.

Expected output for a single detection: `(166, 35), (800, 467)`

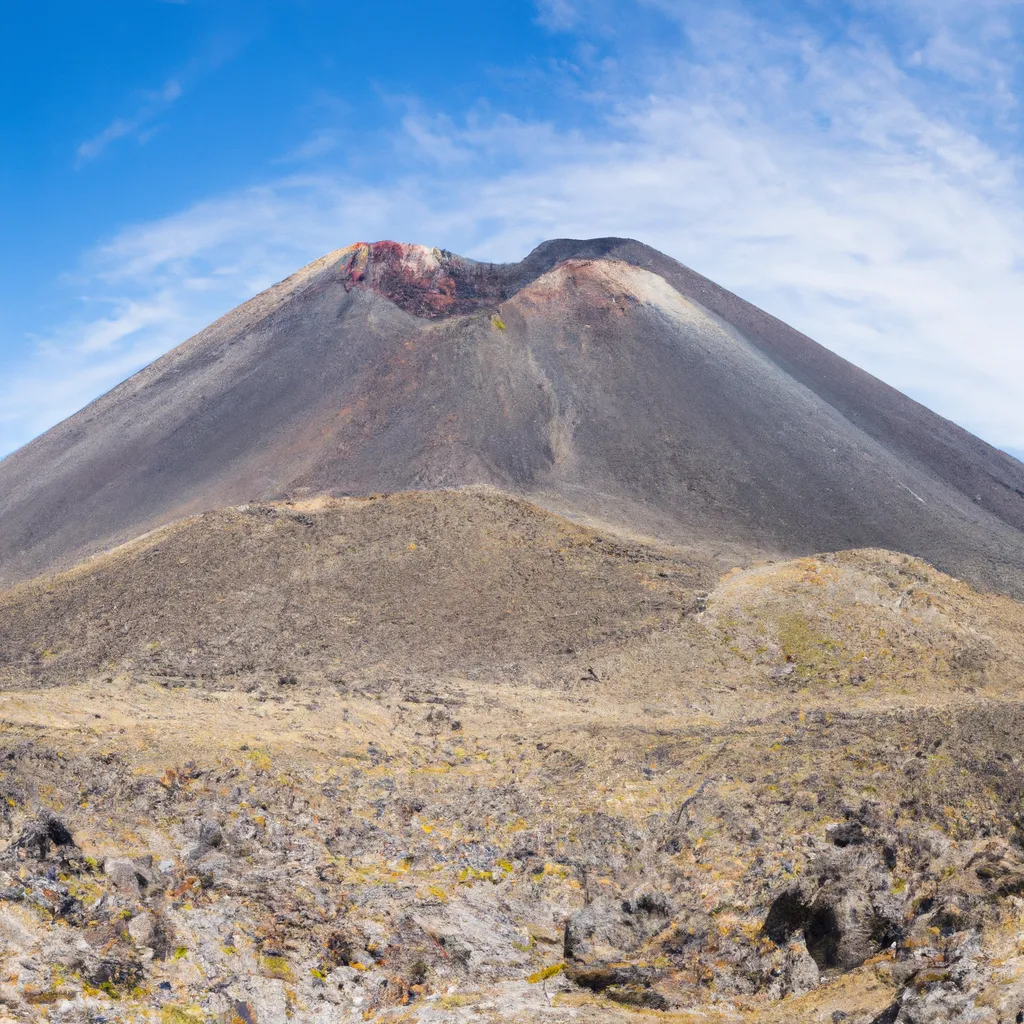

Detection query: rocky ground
(1, 494), (1024, 1023)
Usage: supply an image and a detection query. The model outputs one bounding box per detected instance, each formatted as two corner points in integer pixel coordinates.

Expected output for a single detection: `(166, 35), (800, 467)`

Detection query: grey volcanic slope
(1, 237), (1022, 595)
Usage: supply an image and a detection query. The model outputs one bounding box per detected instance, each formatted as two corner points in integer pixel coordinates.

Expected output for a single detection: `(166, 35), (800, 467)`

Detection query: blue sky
(2, 0), (1022, 461)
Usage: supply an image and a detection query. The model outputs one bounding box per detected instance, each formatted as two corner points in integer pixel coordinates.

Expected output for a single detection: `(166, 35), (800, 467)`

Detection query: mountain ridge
(1, 236), (1021, 596)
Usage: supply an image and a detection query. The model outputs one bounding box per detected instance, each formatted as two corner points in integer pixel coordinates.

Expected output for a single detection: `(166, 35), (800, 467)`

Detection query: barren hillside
(0, 489), (712, 689)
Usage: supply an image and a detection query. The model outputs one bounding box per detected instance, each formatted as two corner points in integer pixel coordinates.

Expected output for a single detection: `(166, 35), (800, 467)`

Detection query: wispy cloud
(76, 78), (183, 164)
(535, 0), (582, 29)
(5, 0), (1023, 459)
(273, 130), (344, 164)
(1, 295), (192, 449)
(74, 27), (246, 167)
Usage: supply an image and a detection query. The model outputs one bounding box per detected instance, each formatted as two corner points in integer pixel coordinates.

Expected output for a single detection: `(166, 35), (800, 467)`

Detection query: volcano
(1, 237), (1022, 594)
(4, 238), (1024, 1022)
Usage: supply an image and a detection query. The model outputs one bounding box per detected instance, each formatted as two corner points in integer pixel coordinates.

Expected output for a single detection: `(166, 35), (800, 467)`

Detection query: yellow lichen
(261, 954), (294, 982)
(527, 963), (565, 983)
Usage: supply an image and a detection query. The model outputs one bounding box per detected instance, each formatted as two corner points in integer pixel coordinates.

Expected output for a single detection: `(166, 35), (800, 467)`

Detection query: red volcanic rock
(341, 241), (504, 318)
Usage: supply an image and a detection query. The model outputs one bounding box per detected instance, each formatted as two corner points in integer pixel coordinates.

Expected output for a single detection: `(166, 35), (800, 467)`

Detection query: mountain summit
(1, 237), (1022, 593)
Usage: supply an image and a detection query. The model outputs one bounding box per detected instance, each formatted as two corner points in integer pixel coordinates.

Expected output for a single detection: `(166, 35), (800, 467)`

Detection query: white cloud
(273, 130), (344, 164)
(76, 117), (139, 163)
(76, 77), (184, 164)
(5, 0), (1023, 460)
(0, 311), (189, 449)
(535, 0), (582, 29)
(160, 78), (183, 103)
